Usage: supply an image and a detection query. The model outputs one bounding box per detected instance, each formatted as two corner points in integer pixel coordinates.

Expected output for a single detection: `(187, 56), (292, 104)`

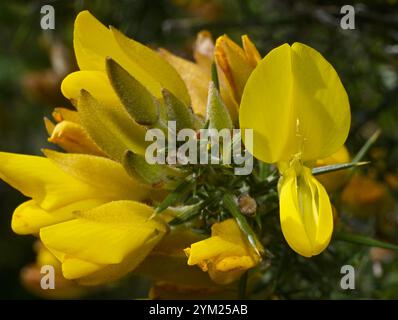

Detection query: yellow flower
(239, 43), (351, 257)
(215, 34), (260, 103)
(159, 31), (260, 121)
(0, 150), (167, 284)
(341, 173), (394, 217)
(184, 219), (261, 284)
(44, 107), (105, 156)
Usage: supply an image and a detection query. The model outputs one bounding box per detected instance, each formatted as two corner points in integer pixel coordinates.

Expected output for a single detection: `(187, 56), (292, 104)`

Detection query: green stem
(351, 129), (381, 164)
(334, 231), (398, 252)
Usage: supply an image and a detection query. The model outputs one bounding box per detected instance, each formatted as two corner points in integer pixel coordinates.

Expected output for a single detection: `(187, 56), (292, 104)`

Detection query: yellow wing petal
(61, 70), (120, 107)
(61, 256), (103, 280)
(43, 149), (153, 202)
(0, 152), (101, 211)
(40, 200), (167, 265)
(11, 199), (104, 235)
(76, 235), (162, 285)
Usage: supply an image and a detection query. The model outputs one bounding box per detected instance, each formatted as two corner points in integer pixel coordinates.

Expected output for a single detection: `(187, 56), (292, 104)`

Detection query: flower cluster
(0, 11), (351, 296)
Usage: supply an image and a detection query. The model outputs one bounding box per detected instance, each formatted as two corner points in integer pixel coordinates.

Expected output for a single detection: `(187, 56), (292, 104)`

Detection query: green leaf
(223, 193), (264, 256)
(106, 58), (160, 126)
(77, 90), (147, 161)
(351, 129), (381, 164)
(122, 150), (183, 189)
(168, 201), (204, 226)
(155, 179), (194, 214)
(206, 81), (233, 130)
(334, 231), (398, 252)
(312, 161), (369, 176)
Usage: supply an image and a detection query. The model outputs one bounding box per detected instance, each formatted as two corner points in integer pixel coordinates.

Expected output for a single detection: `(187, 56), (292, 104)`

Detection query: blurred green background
(0, 0), (398, 299)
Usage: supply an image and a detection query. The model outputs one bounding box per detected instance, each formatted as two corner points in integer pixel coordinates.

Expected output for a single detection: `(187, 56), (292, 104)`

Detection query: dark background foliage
(0, 0), (397, 299)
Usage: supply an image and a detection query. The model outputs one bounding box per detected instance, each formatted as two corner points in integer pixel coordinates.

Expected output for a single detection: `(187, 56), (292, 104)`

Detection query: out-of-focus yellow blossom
(316, 146), (351, 193)
(0, 151), (167, 285)
(341, 173), (394, 217)
(184, 219), (261, 284)
(385, 173), (398, 190)
(21, 241), (88, 299)
(239, 43), (350, 257)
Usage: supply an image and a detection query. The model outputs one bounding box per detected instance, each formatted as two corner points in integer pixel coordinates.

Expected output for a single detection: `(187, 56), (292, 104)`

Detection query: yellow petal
(159, 48), (209, 117)
(184, 219), (259, 284)
(242, 35), (261, 67)
(73, 11), (190, 105)
(215, 35), (254, 101)
(40, 200), (167, 265)
(217, 67), (239, 122)
(186, 237), (245, 266)
(76, 234), (162, 285)
(240, 42), (350, 163)
(52, 107), (80, 124)
(12, 199), (104, 235)
(111, 27), (190, 106)
(44, 117), (55, 136)
(48, 120), (105, 156)
(279, 167), (333, 257)
(61, 256), (103, 280)
(61, 70), (120, 107)
(0, 152), (102, 211)
(43, 149), (154, 202)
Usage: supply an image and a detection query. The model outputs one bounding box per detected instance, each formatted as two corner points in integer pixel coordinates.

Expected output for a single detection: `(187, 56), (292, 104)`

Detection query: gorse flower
(239, 43), (351, 257)
(0, 9), (352, 293)
(0, 150), (168, 285)
(184, 219), (261, 284)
